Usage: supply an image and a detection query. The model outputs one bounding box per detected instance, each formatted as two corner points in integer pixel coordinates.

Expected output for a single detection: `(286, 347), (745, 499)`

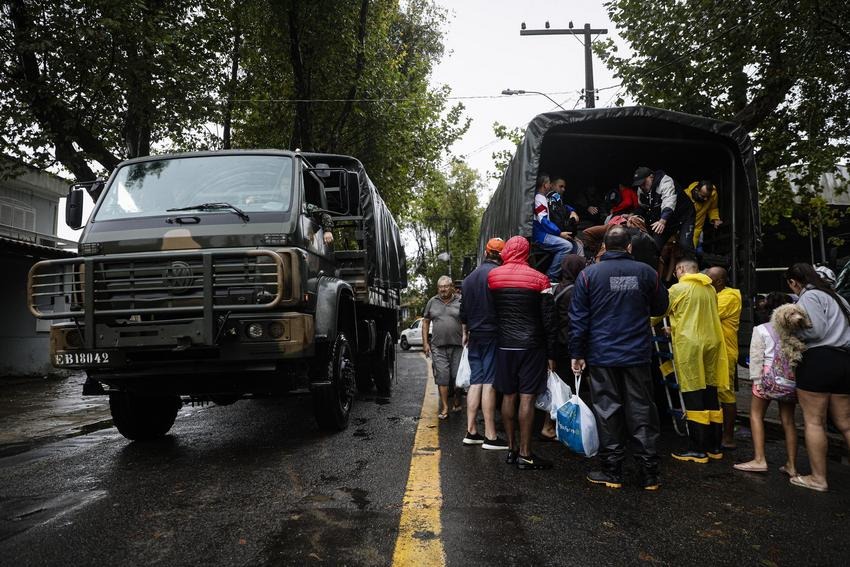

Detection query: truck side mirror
(66, 188), (85, 230)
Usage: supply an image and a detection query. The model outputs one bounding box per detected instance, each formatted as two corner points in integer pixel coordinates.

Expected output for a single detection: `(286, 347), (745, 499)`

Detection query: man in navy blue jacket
(459, 238), (509, 450)
(569, 226), (669, 490)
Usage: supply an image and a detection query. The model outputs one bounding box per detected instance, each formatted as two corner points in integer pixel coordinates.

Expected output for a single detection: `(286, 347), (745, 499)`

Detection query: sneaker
(586, 470), (623, 488)
(482, 437), (509, 450)
(505, 449), (519, 465)
(463, 432), (485, 446)
(516, 453), (553, 470)
(671, 450), (709, 464)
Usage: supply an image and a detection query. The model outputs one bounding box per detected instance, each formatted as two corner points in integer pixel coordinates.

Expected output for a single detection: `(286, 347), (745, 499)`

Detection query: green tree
(406, 159), (483, 298)
(598, 0), (850, 236)
(488, 121), (524, 180)
(231, 0), (469, 216)
(0, 0), (230, 180)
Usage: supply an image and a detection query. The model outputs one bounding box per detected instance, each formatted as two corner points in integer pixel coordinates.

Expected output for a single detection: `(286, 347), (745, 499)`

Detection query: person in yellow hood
(666, 258), (728, 463)
(707, 267), (742, 451)
(686, 180), (722, 248)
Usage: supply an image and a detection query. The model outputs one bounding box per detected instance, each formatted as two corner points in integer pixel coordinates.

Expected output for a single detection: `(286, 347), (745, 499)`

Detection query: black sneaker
(463, 432), (485, 446)
(482, 437), (509, 450)
(586, 470), (623, 489)
(516, 453), (553, 470)
(505, 449), (519, 465)
(671, 450), (709, 464)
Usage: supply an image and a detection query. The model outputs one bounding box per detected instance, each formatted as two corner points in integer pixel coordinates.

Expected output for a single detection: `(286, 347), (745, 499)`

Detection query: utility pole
(520, 22), (608, 108)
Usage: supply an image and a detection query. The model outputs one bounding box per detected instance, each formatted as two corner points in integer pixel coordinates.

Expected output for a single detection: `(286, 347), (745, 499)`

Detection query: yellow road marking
(391, 354), (445, 567)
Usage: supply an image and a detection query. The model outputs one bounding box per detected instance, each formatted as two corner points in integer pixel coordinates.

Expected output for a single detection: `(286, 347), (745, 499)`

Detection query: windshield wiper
(166, 202), (249, 222)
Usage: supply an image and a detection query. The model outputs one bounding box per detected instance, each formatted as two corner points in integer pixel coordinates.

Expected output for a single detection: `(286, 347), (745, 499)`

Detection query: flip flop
(790, 475), (828, 492)
(438, 412), (449, 420)
(538, 432), (558, 442)
(733, 462), (768, 473)
(451, 405), (463, 413)
(779, 465), (797, 478)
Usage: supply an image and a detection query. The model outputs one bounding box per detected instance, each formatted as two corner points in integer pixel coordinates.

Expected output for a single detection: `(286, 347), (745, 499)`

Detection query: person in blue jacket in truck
(532, 174), (575, 281)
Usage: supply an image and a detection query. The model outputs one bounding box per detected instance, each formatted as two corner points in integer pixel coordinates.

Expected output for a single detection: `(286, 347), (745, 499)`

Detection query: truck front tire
(109, 392), (181, 441)
(313, 333), (355, 431)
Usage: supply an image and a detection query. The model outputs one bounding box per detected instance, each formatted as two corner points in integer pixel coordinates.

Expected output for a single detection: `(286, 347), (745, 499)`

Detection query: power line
(230, 91), (580, 104)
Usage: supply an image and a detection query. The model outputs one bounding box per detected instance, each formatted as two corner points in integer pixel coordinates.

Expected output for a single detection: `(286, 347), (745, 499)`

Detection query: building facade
(0, 160), (77, 377)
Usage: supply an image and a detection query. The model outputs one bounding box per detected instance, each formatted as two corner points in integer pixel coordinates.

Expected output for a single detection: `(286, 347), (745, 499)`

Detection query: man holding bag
(570, 226), (669, 490)
(459, 238), (509, 450)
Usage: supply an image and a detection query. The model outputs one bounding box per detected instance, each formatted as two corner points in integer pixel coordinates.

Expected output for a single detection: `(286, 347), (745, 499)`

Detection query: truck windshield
(94, 155), (293, 221)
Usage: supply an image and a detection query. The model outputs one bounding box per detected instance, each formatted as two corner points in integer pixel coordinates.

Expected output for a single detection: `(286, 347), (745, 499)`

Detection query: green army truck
(27, 150), (407, 440)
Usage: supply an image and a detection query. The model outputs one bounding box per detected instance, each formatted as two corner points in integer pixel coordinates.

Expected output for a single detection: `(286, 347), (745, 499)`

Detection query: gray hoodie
(796, 286), (850, 349)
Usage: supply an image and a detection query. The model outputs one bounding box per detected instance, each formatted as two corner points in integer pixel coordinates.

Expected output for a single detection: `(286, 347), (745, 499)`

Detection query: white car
(399, 318), (430, 350)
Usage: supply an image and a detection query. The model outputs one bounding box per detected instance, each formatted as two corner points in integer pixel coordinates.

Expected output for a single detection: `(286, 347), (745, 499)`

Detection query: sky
(431, 0), (624, 200)
(58, 0), (624, 241)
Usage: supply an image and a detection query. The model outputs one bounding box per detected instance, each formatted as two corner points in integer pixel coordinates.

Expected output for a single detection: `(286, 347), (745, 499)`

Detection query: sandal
(538, 432), (557, 442)
(732, 461), (768, 473)
(790, 475), (828, 492)
(451, 405), (463, 413)
(779, 465), (797, 478)
(438, 412), (449, 420)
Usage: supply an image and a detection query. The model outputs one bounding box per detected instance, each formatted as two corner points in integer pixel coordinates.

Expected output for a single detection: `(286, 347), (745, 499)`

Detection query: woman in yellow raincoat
(665, 259), (728, 463)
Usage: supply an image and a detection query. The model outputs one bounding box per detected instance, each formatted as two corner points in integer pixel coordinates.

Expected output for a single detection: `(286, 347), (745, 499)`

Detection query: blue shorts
(468, 336), (498, 385)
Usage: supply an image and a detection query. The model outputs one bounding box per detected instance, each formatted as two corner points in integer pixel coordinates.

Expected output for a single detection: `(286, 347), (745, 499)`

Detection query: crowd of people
(418, 167), (850, 491)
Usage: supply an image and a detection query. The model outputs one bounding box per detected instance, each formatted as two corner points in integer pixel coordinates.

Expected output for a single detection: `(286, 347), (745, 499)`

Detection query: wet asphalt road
(1, 350), (850, 566)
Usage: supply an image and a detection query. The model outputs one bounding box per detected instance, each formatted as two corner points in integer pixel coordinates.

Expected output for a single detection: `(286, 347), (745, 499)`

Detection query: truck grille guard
(28, 249), (293, 348)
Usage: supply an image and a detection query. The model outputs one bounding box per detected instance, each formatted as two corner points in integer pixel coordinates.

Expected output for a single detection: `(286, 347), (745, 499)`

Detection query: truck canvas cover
(303, 153), (407, 290)
(479, 105), (760, 292)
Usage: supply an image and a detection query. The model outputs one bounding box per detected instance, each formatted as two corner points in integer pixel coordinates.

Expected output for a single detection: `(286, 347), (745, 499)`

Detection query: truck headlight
(246, 323), (264, 339)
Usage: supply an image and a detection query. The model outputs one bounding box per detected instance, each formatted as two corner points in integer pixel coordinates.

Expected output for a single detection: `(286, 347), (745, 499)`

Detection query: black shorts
(494, 348), (547, 395)
(795, 346), (850, 394)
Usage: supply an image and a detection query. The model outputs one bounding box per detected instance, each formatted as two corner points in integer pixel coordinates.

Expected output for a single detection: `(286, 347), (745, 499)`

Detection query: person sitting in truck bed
(604, 183), (641, 220)
(565, 183), (606, 230)
(547, 177), (584, 257)
(633, 166), (695, 257)
(533, 174), (576, 281)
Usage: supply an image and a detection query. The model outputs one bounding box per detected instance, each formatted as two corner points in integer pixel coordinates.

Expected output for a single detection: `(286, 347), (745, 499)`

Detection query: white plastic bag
(455, 347), (471, 390)
(555, 373), (599, 457)
(547, 370), (573, 420)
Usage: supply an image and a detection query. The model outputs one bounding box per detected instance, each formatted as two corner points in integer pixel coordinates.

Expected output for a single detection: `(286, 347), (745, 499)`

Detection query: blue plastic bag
(556, 373), (599, 457)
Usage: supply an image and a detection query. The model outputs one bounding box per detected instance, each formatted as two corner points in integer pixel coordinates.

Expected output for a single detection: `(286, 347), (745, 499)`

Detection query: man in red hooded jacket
(488, 236), (558, 469)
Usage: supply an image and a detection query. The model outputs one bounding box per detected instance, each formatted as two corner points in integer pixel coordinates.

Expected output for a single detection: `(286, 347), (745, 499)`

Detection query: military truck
(27, 150), (407, 440)
(479, 106), (761, 355)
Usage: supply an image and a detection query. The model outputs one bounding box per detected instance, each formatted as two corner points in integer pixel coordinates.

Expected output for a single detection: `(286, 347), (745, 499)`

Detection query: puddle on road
(0, 427), (116, 468)
(0, 489), (107, 542)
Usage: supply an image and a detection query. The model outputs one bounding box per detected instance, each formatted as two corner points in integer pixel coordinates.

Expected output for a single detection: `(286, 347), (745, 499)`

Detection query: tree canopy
(0, 0), (469, 219)
(599, 0), (850, 236)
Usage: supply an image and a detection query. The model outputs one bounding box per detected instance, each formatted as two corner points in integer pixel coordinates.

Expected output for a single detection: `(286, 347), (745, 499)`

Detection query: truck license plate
(54, 350), (120, 367)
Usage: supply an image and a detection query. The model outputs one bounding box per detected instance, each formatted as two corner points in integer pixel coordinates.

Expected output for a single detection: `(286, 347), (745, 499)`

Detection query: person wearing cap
(633, 167), (696, 256)
(459, 238), (510, 449)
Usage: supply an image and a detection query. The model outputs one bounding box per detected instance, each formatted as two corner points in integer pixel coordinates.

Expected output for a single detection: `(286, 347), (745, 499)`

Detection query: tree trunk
(330, 0), (370, 148)
(223, 5), (242, 150)
(288, 2), (312, 150)
(8, 0), (119, 179)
